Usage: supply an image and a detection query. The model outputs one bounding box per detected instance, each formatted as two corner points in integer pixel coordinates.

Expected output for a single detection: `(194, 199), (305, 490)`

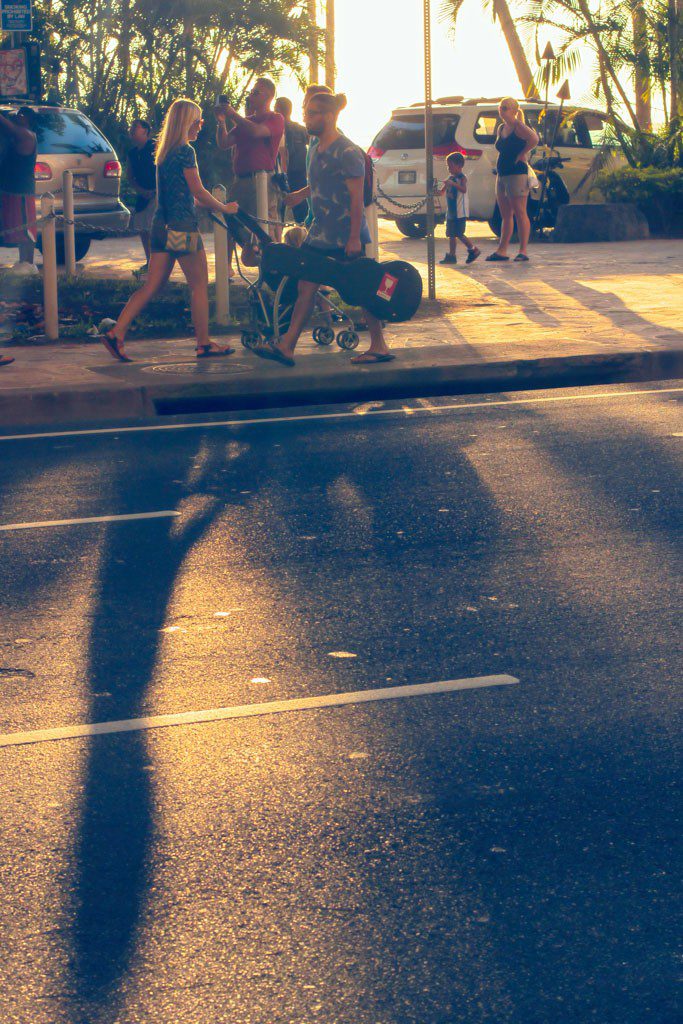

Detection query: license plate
(398, 170), (416, 184)
(73, 175), (89, 192)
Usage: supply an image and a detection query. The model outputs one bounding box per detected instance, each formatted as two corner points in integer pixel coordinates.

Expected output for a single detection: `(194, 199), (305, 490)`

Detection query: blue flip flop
(253, 345), (296, 367)
(350, 352), (396, 364)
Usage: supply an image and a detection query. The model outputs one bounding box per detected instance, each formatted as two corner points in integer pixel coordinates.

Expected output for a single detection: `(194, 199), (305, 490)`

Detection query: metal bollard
(212, 185), (230, 326)
(255, 171), (269, 233)
(40, 193), (59, 341)
(62, 169), (77, 276)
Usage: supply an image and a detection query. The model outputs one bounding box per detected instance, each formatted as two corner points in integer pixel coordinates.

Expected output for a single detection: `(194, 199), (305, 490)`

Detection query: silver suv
(0, 104), (130, 261)
(369, 96), (624, 237)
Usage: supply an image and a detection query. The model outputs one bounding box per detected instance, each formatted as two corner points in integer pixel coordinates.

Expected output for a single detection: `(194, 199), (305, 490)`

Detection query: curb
(0, 347), (680, 431)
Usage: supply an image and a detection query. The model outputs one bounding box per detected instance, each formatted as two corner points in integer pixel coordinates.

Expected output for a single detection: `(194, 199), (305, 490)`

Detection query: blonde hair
(307, 91), (347, 117)
(499, 97), (526, 123)
(155, 99), (201, 165)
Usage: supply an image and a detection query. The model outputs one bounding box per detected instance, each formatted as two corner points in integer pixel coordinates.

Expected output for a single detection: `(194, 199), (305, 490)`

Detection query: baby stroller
(224, 209), (363, 353)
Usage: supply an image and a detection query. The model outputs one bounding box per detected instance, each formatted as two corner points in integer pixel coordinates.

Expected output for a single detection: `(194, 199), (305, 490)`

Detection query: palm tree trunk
(325, 0), (335, 90)
(632, 3), (652, 130)
(669, 0), (682, 118)
(183, 15), (194, 96)
(492, 0), (539, 99)
(307, 0), (318, 84)
(576, 0), (640, 128)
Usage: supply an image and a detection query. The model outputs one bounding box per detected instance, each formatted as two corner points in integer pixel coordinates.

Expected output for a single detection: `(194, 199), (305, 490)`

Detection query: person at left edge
(127, 118), (157, 272)
(0, 106), (38, 268)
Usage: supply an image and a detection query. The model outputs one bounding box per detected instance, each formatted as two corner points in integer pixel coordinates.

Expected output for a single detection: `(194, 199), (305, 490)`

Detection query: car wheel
(38, 235), (92, 264)
(395, 216), (428, 239)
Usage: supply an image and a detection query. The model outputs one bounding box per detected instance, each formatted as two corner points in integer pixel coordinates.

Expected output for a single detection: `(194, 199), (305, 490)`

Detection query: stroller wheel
(337, 330), (360, 351)
(312, 326), (335, 346)
(241, 330), (262, 350)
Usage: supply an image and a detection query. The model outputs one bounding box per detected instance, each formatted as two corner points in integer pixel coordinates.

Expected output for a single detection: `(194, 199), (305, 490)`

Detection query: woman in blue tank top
(486, 97), (539, 263)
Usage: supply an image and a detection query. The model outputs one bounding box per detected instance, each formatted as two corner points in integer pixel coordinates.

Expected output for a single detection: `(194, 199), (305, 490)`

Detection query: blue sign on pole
(1, 0), (33, 32)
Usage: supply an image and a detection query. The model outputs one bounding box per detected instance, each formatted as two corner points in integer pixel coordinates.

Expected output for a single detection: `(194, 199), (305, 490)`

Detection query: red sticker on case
(377, 273), (399, 301)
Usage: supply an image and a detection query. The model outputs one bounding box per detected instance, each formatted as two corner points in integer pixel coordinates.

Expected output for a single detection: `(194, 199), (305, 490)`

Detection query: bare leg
(227, 232), (236, 278)
(19, 241), (35, 264)
(111, 252), (174, 355)
(140, 231), (151, 264)
(351, 309), (390, 362)
(496, 190), (515, 257)
(275, 280), (319, 357)
(177, 249), (211, 349)
(512, 194), (531, 255)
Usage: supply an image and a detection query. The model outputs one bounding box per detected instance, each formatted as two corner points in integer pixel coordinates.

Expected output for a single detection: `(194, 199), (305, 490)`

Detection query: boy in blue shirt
(439, 152), (480, 265)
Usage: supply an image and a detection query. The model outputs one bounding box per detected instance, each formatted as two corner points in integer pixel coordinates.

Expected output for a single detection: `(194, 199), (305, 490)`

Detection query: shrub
(596, 167), (683, 236)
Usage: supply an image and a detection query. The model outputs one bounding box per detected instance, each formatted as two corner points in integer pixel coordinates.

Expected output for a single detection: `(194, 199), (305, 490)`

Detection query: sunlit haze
(278, 1), (532, 146)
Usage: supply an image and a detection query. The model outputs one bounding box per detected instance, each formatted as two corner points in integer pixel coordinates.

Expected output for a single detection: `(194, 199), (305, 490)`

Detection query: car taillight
(367, 146), (385, 160)
(34, 162), (52, 181)
(103, 160), (121, 178)
(433, 144), (483, 160)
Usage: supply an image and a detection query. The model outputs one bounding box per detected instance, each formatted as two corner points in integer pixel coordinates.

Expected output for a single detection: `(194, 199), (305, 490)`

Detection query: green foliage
(520, 0), (682, 135)
(597, 165), (683, 234)
(0, 272), (251, 342)
(33, 0), (313, 144)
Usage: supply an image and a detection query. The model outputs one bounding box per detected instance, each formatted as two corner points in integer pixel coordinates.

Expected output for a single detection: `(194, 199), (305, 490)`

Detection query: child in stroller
(224, 209), (362, 352)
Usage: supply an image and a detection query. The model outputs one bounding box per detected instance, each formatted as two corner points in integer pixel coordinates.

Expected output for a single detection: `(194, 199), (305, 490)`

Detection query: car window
(541, 109), (592, 149)
(33, 110), (113, 155)
(373, 114), (460, 151)
(474, 108), (543, 144)
(474, 112), (499, 143)
(582, 112), (615, 147)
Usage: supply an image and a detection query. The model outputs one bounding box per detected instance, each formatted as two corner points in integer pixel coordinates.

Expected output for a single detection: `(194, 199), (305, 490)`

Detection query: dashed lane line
(0, 510), (180, 532)
(0, 675), (518, 749)
(0, 387), (680, 441)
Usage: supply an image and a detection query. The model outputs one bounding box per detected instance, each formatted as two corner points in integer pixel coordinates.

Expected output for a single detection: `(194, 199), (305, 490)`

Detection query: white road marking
(0, 674), (518, 749)
(0, 511), (180, 532)
(0, 388), (680, 441)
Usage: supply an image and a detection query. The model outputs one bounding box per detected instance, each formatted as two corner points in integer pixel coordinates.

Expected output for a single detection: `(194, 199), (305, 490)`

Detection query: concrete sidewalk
(0, 224), (681, 428)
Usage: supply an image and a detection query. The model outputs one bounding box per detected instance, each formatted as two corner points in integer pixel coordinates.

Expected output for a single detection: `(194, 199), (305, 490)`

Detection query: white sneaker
(10, 261), (39, 276)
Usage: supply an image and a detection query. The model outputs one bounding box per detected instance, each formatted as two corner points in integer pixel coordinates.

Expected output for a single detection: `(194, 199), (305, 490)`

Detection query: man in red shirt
(216, 79), (284, 240)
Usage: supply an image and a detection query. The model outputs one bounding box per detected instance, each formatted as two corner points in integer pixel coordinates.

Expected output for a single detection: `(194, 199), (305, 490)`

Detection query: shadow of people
(67, 435), (253, 1013)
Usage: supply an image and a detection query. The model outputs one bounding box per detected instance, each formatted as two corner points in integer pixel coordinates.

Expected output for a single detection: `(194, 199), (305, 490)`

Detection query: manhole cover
(142, 361), (252, 376)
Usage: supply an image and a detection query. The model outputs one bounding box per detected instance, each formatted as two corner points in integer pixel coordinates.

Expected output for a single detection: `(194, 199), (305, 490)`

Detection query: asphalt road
(0, 381), (681, 1024)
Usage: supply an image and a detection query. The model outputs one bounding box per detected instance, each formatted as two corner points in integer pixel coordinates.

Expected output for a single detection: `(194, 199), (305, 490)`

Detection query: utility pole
(424, 0), (436, 301)
(307, 0), (318, 84)
(325, 0), (335, 90)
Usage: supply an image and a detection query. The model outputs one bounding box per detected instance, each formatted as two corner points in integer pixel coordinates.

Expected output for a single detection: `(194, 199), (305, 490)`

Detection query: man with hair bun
(256, 90), (394, 367)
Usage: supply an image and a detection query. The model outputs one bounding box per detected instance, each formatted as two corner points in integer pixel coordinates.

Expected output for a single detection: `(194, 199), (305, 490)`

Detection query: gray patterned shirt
(307, 135), (371, 251)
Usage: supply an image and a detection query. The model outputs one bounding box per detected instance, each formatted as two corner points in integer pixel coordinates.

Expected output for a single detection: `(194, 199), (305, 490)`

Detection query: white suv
(369, 96), (624, 237)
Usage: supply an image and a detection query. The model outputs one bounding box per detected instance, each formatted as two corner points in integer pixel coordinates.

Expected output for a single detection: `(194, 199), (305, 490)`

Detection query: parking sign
(1, 0), (33, 32)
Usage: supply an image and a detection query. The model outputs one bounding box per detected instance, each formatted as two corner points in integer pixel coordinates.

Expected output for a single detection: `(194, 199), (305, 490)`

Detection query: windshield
(33, 110), (113, 155)
(373, 114), (460, 151)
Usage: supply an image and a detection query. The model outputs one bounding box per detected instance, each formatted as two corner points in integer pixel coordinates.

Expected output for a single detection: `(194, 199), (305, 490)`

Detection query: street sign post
(423, 0), (436, 301)
(1, 0), (32, 33)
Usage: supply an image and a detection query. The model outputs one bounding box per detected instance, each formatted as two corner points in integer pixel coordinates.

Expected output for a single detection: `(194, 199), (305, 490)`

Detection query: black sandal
(485, 252), (510, 262)
(100, 331), (133, 363)
(514, 253), (530, 262)
(196, 344), (235, 358)
(0, 355), (15, 367)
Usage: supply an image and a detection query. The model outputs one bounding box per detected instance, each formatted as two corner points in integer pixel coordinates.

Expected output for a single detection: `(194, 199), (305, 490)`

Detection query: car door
(468, 110), (500, 219)
(540, 108), (595, 199)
